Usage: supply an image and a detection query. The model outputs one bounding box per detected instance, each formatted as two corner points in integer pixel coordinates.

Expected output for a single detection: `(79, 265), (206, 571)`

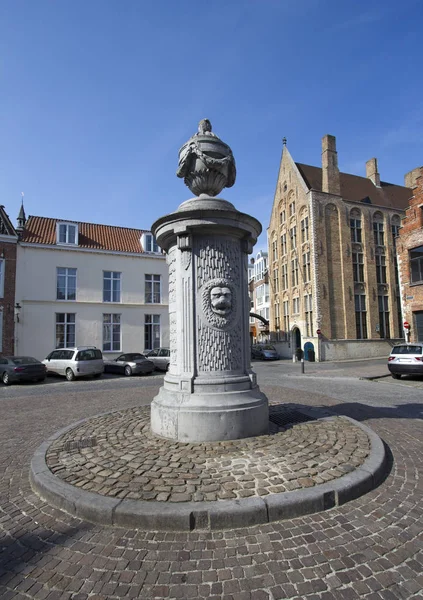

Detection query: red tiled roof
(21, 216), (150, 253)
(296, 163), (412, 210)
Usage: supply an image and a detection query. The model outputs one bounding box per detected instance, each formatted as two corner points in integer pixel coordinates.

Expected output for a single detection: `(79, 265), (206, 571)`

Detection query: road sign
(403, 321), (410, 329)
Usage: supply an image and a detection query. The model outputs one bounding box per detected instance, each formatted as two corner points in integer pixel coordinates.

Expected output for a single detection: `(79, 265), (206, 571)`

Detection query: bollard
(301, 358), (304, 374)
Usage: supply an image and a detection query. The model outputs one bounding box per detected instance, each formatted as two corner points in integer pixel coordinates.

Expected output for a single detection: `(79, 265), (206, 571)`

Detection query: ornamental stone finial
(176, 120), (236, 197)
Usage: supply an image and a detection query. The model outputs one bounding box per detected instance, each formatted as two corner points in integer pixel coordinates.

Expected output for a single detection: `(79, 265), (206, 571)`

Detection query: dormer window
(142, 232), (160, 254)
(57, 222), (78, 246)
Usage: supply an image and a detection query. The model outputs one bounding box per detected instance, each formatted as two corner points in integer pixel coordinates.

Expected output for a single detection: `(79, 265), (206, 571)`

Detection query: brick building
(397, 166), (423, 341)
(0, 206), (19, 355)
(267, 135), (412, 361)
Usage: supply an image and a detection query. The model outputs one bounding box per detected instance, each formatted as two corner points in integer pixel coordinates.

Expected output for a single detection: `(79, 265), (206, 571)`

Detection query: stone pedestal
(150, 195), (269, 442)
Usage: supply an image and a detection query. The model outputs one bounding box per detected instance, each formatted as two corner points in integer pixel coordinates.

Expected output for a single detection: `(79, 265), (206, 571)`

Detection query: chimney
(404, 166), (423, 189)
(366, 158), (381, 187)
(322, 135), (340, 195)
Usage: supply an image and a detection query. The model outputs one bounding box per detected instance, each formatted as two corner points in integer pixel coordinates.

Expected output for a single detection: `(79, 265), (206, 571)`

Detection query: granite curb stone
(30, 405), (388, 531)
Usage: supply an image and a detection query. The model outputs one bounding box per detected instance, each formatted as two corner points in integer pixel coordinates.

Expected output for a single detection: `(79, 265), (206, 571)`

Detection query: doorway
(292, 327), (301, 350)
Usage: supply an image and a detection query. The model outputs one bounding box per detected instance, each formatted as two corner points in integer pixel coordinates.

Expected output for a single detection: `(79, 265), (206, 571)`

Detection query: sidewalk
(262, 357), (391, 380)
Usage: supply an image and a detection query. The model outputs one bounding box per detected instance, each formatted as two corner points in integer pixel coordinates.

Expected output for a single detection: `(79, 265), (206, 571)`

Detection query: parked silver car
(103, 353), (154, 377)
(43, 347), (104, 381)
(144, 348), (170, 371)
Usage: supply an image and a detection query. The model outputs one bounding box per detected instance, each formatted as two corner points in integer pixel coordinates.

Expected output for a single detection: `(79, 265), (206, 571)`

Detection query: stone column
(150, 121), (269, 442)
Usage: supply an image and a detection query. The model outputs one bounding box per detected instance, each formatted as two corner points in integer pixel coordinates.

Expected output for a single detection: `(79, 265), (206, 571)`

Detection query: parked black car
(0, 356), (47, 386)
(103, 353), (155, 377)
(251, 344), (279, 360)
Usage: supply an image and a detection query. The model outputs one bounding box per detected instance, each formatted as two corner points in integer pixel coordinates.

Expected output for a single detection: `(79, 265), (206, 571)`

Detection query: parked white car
(388, 343), (423, 379)
(43, 347), (104, 381)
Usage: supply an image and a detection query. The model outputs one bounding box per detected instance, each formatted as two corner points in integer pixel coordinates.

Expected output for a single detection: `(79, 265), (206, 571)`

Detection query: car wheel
(37, 377), (46, 382)
(2, 372), (11, 386)
(124, 365), (132, 377)
(392, 373), (401, 379)
(66, 368), (76, 381)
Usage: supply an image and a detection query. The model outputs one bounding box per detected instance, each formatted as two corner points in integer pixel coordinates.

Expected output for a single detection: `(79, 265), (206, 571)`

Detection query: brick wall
(397, 169), (423, 341)
(0, 241), (17, 355)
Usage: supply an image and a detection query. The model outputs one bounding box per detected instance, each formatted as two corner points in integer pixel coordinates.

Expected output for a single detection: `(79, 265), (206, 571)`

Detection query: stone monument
(150, 120), (269, 442)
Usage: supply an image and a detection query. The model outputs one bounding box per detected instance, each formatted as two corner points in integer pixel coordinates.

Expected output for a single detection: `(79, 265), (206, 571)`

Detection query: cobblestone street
(1, 366), (422, 599)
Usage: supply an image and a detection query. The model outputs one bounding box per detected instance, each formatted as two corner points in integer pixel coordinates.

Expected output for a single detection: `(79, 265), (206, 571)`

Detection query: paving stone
(1, 380), (422, 600)
(43, 405), (371, 503)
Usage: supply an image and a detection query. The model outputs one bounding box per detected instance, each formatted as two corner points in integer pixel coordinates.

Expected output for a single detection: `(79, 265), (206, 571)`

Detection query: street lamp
(14, 303), (21, 323)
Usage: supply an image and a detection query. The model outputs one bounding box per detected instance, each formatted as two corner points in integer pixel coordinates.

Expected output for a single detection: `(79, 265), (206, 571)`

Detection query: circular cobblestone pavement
(44, 405), (370, 503)
(1, 378), (422, 599)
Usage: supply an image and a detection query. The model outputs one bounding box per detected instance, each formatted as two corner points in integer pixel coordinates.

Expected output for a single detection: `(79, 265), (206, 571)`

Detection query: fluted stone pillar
(150, 121), (268, 442)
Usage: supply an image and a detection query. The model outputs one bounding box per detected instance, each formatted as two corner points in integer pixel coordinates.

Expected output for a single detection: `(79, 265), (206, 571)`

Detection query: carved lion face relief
(210, 286), (232, 316)
(199, 278), (238, 330)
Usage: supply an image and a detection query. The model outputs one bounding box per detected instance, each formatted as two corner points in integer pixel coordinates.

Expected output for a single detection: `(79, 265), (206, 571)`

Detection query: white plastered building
(15, 216), (169, 360)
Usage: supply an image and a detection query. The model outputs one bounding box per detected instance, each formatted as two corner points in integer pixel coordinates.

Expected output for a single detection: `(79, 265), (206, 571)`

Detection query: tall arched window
(391, 215), (401, 248)
(350, 209), (362, 243)
(373, 212), (384, 246)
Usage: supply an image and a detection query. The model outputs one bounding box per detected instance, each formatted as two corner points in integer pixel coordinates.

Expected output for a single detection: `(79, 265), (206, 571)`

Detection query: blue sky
(1, 0), (422, 251)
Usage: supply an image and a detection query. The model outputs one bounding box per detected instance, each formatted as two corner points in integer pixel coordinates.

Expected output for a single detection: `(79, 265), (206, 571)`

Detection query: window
(300, 217), (309, 243)
(254, 254), (268, 281)
(143, 233), (160, 253)
(272, 239), (278, 262)
(103, 314), (121, 351)
(373, 215), (384, 246)
(289, 201), (295, 216)
(56, 267), (77, 300)
(145, 314), (160, 351)
(290, 226), (297, 249)
(103, 271), (121, 302)
(0, 309), (3, 352)
(391, 224), (400, 248)
(281, 263), (288, 291)
(145, 274), (161, 303)
(274, 303), (280, 332)
(350, 214), (362, 243)
(378, 295), (390, 338)
(0, 258), (4, 298)
(283, 300), (289, 339)
(280, 210), (286, 225)
(302, 252), (311, 282)
(293, 297), (300, 314)
(55, 313), (76, 348)
(273, 268), (279, 292)
(304, 294), (313, 337)
(256, 284), (265, 306)
(291, 258), (299, 287)
(280, 233), (287, 256)
(355, 295), (367, 339)
(57, 222), (78, 245)
(352, 252), (364, 283)
(76, 348), (102, 360)
(376, 254), (387, 284)
(410, 246), (423, 283)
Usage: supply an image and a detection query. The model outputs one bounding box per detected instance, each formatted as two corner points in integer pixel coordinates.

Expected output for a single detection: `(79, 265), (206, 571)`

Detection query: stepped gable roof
(0, 205), (17, 236)
(296, 163), (412, 210)
(21, 216), (150, 253)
